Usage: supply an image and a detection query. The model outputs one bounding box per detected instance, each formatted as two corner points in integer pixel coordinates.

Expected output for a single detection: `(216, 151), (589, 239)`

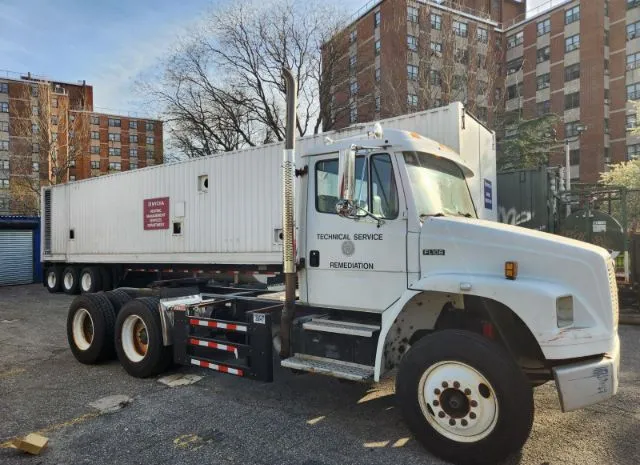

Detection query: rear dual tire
(67, 293), (117, 364)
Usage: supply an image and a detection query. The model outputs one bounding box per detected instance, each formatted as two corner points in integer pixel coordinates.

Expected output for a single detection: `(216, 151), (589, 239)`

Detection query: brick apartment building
(0, 73), (163, 214)
(330, 0), (640, 183)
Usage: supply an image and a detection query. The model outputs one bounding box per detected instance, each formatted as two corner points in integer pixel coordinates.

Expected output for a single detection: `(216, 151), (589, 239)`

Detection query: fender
(374, 273), (613, 381)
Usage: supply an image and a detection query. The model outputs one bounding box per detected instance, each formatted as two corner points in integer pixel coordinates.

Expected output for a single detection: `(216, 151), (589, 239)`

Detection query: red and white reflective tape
(191, 358), (243, 376)
(189, 338), (238, 357)
(189, 318), (247, 332)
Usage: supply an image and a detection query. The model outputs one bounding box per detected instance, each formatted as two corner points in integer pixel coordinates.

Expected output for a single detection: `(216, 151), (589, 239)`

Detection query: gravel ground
(1, 284), (638, 465)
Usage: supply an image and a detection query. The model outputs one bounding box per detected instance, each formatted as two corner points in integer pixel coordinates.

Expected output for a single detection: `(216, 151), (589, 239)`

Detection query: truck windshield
(403, 151), (477, 219)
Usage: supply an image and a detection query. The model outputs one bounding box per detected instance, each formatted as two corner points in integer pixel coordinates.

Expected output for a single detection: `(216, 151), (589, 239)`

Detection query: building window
(507, 83), (523, 100)
(477, 81), (487, 95)
(108, 118), (121, 127)
(350, 81), (359, 96)
(91, 145), (100, 154)
(565, 6), (579, 24)
(33, 143), (39, 153)
(129, 120), (138, 130)
(565, 121), (583, 137)
(605, 118), (609, 134)
(108, 147), (121, 156)
(565, 34), (580, 53)
(91, 115), (100, 125)
(32, 123), (39, 134)
(477, 53), (486, 68)
(455, 49), (468, 65)
(145, 121), (154, 132)
(605, 59), (609, 73)
(130, 147), (138, 157)
(0, 160), (8, 169)
(453, 21), (468, 38)
(51, 132), (58, 142)
(536, 100), (551, 116)
(407, 6), (418, 23)
(407, 94), (418, 107)
(375, 96), (381, 113)
(130, 162), (138, 170)
(430, 14), (441, 30)
(31, 85), (38, 97)
(50, 97), (58, 108)
(146, 149), (154, 159)
(146, 136), (155, 145)
(507, 31), (524, 49)
(91, 131), (99, 140)
(374, 11), (381, 28)
(407, 35), (418, 51)
(375, 67), (381, 82)
(349, 55), (357, 72)
(32, 106), (39, 116)
(51, 115), (58, 126)
(537, 18), (551, 36)
(565, 63), (580, 81)
(0, 121), (8, 132)
(569, 149), (580, 166)
(536, 73), (551, 90)
(627, 82), (640, 100)
(506, 58), (523, 74)
(130, 134), (138, 144)
(1, 179), (9, 189)
(0, 141), (8, 151)
(628, 0), (640, 9)
(349, 30), (357, 44)
(627, 52), (640, 70)
(349, 106), (357, 124)
(91, 161), (100, 169)
(536, 46), (550, 64)
(430, 42), (442, 55)
(0, 83), (7, 93)
(32, 162), (39, 172)
(565, 92), (580, 110)
(374, 40), (381, 56)
(627, 113), (637, 129)
(108, 133), (120, 142)
(109, 162), (121, 171)
(0, 102), (8, 113)
(605, 88), (610, 103)
(476, 27), (488, 43)
(627, 144), (640, 160)
(69, 159), (76, 168)
(429, 70), (441, 86)
(628, 21), (640, 40)
(407, 64), (418, 81)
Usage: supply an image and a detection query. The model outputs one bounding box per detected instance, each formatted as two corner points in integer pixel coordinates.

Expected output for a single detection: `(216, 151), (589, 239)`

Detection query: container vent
(44, 189), (52, 255)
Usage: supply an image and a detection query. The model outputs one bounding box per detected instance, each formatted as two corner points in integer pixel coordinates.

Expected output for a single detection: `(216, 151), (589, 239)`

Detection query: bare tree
(142, 0), (349, 158)
(10, 81), (90, 214)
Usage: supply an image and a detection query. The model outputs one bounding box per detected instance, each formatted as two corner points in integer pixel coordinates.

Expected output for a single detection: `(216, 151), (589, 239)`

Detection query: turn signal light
(505, 261), (518, 280)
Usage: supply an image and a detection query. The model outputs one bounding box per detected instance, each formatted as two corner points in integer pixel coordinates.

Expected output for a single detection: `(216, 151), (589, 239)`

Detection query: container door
(0, 229), (34, 285)
(304, 152), (407, 312)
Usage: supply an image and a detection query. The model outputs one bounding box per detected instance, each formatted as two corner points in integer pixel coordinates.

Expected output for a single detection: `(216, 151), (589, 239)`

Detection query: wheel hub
(440, 388), (470, 418)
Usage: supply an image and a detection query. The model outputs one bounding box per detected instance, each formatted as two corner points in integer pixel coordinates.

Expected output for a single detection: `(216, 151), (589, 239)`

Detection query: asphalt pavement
(1, 284), (639, 465)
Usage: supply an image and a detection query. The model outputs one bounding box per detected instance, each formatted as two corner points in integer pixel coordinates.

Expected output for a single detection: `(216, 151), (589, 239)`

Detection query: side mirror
(336, 147), (356, 217)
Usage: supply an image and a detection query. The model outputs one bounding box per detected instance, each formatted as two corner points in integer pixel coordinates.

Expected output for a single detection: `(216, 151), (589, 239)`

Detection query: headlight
(556, 296), (574, 328)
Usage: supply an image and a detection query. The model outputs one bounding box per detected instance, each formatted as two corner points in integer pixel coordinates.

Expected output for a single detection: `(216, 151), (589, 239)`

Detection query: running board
(281, 354), (374, 381)
(302, 318), (380, 337)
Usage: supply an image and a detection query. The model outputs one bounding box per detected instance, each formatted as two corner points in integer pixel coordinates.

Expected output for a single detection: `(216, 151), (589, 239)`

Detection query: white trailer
(51, 90), (619, 465)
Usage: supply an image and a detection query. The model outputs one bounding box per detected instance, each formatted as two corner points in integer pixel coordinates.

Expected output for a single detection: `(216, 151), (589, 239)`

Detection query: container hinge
(295, 165), (308, 178)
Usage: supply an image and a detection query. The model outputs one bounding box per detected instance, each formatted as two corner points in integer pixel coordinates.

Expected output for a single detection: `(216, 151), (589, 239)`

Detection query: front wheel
(396, 330), (534, 465)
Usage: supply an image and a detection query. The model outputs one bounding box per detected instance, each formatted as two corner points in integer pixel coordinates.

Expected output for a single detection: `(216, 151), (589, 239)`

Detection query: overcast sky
(0, 0), (553, 116)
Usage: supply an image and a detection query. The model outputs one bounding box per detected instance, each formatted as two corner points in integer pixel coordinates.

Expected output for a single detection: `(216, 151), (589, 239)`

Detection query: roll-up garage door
(0, 230), (33, 285)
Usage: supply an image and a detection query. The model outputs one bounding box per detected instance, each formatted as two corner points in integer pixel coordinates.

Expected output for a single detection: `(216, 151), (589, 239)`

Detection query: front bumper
(552, 335), (620, 412)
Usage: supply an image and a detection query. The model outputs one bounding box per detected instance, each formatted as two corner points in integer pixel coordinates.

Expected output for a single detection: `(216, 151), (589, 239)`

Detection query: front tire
(396, 330), (534, 465)
(115, 298), (171, 378)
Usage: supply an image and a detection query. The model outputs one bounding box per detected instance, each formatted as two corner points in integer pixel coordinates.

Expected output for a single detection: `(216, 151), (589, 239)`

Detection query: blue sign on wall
(484, 179), (493, 210)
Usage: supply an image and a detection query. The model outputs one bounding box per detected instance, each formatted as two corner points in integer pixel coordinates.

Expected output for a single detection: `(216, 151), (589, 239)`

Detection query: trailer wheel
(100, 266), (113, 291)
(45, 266), (62, 293)
(396, 330), (534, 465)
(105, 289), (132, 316)
(67, 294), (117, 364)
(62, 266), (81, 295)
(115, 298), (171, 378)
(80, 267), (103, 294)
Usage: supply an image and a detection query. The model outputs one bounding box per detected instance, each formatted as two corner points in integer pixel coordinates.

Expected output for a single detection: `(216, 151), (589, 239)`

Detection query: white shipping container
(43, 102), (495, 266)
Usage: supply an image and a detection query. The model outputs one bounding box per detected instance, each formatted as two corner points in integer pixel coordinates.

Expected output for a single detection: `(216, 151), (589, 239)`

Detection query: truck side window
(370, 154), (399, 219)
(316, 157), (368, 214)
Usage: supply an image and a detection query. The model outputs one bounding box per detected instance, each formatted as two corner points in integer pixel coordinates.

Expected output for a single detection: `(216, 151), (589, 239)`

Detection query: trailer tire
(100, 267), (113, 291)
(396, 329), (534, 465)
(115, 298), (171, 378)
(67, 293), (117, 364)
(62, 266), (81, 295)
(105, 289), (132, 316)
(45, 266), (62, 293)
(80, 267), (103, 294)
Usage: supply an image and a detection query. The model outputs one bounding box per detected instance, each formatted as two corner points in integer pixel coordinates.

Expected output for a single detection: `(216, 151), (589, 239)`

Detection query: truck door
(305, 152), (407, 312)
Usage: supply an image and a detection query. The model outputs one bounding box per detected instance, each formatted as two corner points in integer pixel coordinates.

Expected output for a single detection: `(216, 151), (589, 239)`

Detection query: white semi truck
(46, 74), (619, 465)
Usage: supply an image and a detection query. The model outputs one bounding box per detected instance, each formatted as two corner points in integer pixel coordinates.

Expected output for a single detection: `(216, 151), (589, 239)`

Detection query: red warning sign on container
(144, 197), (170, 230)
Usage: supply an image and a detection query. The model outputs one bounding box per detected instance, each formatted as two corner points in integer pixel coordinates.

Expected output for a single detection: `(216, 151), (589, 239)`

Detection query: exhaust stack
(280, 68), (297, 357)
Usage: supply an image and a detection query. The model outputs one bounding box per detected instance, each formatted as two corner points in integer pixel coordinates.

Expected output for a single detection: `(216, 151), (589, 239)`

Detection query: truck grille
(607, 259), (619, 328)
